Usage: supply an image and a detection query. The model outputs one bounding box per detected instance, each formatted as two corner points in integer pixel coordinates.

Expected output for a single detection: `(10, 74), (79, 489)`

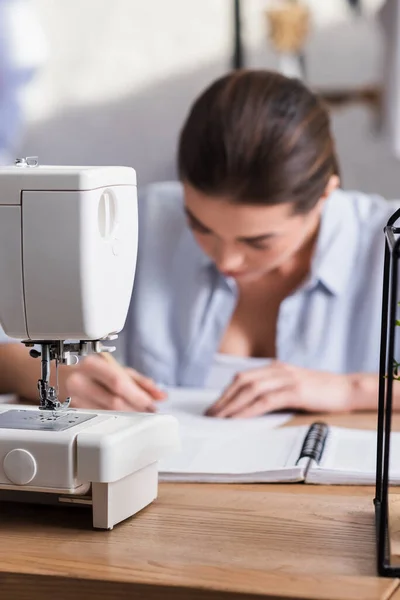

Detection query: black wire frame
(232, 0), (244, 69)
(375, 207), (400, 576)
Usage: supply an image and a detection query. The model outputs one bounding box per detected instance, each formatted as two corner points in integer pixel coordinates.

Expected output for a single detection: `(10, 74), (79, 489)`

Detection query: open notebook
(158, 389), (400, 485)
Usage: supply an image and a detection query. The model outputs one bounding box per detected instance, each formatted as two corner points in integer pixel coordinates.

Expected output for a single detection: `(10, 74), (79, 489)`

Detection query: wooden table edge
(0, 569), (399, 600)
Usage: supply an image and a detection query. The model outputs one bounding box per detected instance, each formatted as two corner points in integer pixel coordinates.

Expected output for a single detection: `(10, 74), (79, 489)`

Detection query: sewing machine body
(0, 163), (137, 342)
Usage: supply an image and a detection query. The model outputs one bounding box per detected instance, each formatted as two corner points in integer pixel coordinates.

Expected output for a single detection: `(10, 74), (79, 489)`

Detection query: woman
(0, 69), (397, 416)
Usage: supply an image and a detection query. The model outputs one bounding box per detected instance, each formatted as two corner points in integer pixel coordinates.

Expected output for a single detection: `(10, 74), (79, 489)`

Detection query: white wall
(19, 0), (383, 189)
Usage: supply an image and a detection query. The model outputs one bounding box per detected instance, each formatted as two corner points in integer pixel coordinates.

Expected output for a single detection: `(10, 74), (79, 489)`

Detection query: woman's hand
(64, 355), (167, 412)
(205, 361), (354, 418)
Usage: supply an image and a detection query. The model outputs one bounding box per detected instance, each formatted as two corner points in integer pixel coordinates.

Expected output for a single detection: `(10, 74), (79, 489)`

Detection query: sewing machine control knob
(3, 449), (37, 485)
(98, 189), (117, 240)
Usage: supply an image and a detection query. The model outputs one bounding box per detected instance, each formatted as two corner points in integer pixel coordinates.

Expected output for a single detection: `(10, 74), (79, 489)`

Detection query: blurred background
(2, 0), (400, 198)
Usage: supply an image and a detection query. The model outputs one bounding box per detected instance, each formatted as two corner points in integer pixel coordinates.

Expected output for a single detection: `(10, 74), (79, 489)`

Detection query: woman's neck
(281, 220), (319, 280)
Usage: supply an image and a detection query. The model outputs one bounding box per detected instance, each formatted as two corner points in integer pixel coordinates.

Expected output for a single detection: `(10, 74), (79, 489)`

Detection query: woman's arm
(348, 373), (382, 411)
(206, 363), (389, 418)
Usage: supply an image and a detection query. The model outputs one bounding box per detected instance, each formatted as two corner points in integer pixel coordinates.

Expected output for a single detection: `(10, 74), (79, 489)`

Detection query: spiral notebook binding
(296, 421), (329, 465)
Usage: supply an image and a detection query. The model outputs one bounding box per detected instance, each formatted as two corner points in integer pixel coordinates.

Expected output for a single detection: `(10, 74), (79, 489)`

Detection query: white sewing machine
(0, 158), (179, 529)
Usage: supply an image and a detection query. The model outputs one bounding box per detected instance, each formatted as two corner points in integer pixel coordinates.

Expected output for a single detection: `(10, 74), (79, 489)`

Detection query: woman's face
(183, 183), (327, 282)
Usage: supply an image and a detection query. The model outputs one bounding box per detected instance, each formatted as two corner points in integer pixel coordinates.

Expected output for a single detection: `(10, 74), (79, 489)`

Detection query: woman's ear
(321, 175), (340, 199)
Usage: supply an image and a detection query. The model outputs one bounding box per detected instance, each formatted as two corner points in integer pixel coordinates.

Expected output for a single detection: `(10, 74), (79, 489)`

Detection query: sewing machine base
(0, 404), (179, 529)
(0, 461), (158, 529)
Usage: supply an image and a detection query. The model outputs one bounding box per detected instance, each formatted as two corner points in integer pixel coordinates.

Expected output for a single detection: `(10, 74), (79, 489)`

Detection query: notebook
(158, 389), (400, 485)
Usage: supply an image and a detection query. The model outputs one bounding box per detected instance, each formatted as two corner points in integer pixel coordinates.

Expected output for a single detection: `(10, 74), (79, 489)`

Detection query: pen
(99, 350), (167, 401)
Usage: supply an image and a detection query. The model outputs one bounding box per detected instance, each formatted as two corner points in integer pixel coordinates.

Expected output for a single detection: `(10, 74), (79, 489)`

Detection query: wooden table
(0, 412), (399, 600)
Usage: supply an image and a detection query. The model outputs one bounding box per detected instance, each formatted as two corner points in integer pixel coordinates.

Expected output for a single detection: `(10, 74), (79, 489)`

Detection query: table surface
(1, 411), (399, 600)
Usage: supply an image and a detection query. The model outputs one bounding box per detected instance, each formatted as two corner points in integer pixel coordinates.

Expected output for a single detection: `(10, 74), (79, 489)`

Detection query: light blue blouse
(124, 181), (400, 386)
(0, 181), (398, 389)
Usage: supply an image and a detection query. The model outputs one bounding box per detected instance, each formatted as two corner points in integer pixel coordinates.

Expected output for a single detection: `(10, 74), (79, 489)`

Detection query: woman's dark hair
(178, 69), (339, 214)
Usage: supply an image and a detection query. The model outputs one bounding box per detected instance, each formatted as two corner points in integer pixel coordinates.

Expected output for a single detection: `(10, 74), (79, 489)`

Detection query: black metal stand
(232, 0), (244, 69)
(375, 207), (400, 576)
(348, 0), (362, 14)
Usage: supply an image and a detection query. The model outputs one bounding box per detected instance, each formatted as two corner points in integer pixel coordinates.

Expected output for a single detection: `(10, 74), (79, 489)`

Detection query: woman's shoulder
(138, 180), (185, 228)
(137, 180), (187, 260)
(318, 189), (399, 292)
(338, 188), (400, 228)
(135, 180), (204, 283)
(335, 189), (400, 281)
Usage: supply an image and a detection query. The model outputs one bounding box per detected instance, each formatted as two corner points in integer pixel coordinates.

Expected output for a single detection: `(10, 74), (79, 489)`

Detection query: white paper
(157, 387), (295, 481)
(158, 386), (293, 433)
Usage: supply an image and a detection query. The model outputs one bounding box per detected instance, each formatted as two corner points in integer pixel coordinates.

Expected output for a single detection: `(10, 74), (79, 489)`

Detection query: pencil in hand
(99, 351), (167, 401)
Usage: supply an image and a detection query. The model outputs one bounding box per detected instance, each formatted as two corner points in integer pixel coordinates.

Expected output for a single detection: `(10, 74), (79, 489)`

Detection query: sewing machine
(0, 159), (179, 529)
